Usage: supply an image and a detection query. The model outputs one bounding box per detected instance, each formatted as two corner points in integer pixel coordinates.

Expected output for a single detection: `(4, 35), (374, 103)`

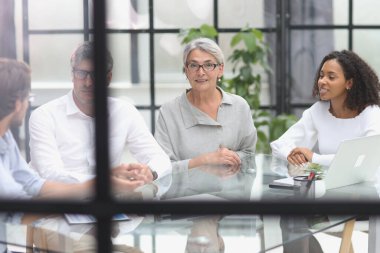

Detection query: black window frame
(2, 1), (380, 252)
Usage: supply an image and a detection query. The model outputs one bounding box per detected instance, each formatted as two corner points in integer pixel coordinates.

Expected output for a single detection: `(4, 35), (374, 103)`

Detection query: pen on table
(303, 171), (316, 197)
(307, 171), (316, 181)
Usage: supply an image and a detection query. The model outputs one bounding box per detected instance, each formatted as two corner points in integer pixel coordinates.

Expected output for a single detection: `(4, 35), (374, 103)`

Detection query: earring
(346, 87), (351, 91)
(218, 77), (221, 82)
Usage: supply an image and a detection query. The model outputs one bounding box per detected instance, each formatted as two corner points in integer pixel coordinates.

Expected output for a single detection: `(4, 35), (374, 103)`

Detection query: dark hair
(312, 50), (380, 112)
(0, 58), (31, 120)
(70, 41), (113, 73)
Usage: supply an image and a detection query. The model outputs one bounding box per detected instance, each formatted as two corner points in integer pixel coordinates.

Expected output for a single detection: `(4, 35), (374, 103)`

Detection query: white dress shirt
(29, 90), (171, 196)
(270, 101), (380, 166)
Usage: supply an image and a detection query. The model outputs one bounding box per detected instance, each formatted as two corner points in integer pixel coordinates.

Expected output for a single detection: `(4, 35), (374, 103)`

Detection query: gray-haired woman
(155, 37), (257, 175)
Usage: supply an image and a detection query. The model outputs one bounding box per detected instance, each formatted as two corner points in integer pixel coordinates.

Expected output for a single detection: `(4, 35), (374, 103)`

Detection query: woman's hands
(287, 147), (313, 166)
(189, 147), (241, 169)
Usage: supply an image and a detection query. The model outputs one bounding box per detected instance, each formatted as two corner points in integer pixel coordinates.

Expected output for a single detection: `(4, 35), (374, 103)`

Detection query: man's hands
(287, 147), (313, 166)
(111, 163), (155, 194)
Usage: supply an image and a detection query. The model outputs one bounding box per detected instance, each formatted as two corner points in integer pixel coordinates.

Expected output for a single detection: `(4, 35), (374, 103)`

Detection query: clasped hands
(287, 147), (313, 166)
(199, 147), (241, 178)
(202, 146), (241, 166)
(111, 163), (154, 193)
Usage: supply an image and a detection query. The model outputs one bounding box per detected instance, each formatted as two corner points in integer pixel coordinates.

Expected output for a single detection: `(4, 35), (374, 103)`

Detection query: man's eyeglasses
(186, 62), (220, 72)
(73, 69), (95, 80)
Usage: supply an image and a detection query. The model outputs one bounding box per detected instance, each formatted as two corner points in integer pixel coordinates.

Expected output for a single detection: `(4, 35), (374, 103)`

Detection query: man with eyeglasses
(28, 41), (171, 198)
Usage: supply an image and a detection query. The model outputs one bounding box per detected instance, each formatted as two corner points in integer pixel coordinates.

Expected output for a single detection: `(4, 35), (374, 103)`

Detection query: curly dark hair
(312, 50), (380, 113)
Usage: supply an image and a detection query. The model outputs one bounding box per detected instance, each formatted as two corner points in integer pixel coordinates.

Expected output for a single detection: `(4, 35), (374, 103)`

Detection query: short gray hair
(183, 38), (224, 66)
(70, 41), (113, 73)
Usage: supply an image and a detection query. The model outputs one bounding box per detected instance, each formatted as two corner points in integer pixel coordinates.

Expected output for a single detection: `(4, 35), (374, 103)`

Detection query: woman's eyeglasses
(186, 62), (220, 72)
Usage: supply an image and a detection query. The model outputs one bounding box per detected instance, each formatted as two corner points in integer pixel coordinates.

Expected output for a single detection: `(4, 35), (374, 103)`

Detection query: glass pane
(353, 0), (380, 25)
(219, 0), (277, 28)
(154, 34), (183, 84)
(154, 34), (188, 106)
(290, 30), (348, 104)
(106, 0), (149, 29)
(154, 0), (214, 29)
(108, 33), (150, 106)
(28, 0), (84, 29)
(29, 35), (84, 89)
(353, 30), (380, 75)
(290, 0), (348, 25)
(218, 33), (275, 107)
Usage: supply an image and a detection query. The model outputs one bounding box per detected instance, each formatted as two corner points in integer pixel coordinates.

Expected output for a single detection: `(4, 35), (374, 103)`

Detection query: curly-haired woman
(271, 50), (380, 167)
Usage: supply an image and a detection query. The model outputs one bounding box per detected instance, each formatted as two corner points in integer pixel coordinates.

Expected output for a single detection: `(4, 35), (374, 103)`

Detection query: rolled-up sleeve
(4, 131), (46, 197)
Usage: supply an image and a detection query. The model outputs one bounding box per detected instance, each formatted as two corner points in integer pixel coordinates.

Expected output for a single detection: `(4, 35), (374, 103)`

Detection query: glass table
(3, 154), (378, 252)
(2, 213), (356, 253)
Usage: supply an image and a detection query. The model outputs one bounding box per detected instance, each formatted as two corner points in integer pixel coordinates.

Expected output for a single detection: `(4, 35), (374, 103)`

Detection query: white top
(270, 101), (380, 166)
(29, 90), (172, 196)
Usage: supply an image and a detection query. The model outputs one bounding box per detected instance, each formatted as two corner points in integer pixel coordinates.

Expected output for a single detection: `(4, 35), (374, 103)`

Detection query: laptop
(324, 134), (380, 190)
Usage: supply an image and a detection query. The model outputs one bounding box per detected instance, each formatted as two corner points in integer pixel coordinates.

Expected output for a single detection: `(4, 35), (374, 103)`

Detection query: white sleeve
(311, 153), (335, 167)
(362, 106), (380, 136)
(125, 107), (172, 197)
(154, 109), (190, 173)
(270, 109), (318, 161)
(29, 109), (90, 183)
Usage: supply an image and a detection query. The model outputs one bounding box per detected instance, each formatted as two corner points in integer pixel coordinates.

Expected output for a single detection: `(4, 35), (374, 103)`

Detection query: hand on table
(112, 163), (154, 183)
(111, 163), (154, 193)
(203, 147), (241, 166)
(287, 147), (313, 166)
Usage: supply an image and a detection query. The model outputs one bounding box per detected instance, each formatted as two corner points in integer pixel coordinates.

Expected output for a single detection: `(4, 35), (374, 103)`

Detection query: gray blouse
(155, 87), (257, 174)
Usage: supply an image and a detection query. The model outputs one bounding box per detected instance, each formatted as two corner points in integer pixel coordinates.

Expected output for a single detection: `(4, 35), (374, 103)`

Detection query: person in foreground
(271, 50), (380, 167)
(155, 37), (257, 175)
(29, 41), (171, 197)
(0, 58), (149, 253)
(0, 57), (133, 200)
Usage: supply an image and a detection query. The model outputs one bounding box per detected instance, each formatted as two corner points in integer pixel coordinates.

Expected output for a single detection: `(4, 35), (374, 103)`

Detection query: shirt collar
(0, 131), (11, 155)
(180, 87), (232, 128)
(65, 90), (92, 119)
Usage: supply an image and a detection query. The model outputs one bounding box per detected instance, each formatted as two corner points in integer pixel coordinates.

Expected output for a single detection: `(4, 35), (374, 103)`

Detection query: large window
(22, 0), (278, 132)
(2, 0), (380, 252)
(288, 0), (380, 115)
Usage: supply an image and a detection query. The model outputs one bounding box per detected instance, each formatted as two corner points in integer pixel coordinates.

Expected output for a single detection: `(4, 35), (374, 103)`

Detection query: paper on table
(164, 193), (228, 202)
(65, 213), (130, 224)
(273, 177), (294, 185)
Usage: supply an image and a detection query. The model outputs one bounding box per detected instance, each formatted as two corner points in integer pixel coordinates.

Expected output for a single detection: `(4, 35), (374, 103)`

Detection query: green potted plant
(179, 24), (297, 153)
